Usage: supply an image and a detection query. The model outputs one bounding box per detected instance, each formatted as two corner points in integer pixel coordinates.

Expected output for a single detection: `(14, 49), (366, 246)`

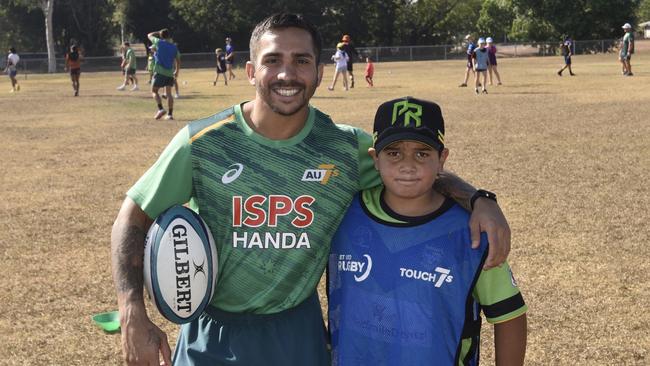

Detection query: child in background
(213, 48), (228, 86)
(329, 96), (528, 366)
(364, 56), (374, 87)
(328, 42), (349, 91)
(64, 45), (83, 96)
(557, 36), (575, 76)
(473, 38), (489, 94)
(146, 47), (154, 85)
(486, 37), (502, 85)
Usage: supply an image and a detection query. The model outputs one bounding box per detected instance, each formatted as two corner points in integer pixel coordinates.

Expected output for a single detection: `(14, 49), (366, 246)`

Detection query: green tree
(637, 0), (650, 21)
(477, 0), (515, 42)
(511, 0), (641, 41)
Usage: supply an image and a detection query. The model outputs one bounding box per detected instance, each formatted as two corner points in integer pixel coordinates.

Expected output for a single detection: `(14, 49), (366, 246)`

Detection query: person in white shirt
(4, 47), (20, 92)
(327, 42), (349, 91)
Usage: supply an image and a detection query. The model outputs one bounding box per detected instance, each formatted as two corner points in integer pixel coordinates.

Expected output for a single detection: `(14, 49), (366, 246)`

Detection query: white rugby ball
(144, 205), (218, 324)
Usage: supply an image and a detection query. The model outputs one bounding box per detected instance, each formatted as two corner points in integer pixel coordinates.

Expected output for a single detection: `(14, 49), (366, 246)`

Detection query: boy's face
(369, 140), (448, 201)
(246, 27), (323, 117)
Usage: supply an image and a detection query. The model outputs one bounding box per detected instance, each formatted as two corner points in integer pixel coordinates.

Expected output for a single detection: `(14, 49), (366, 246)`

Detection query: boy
(4, 47), (20, 92)
(364, 56), (374, 87)
(213, 48), (227, 86)
(473, 38), (489, 94)
(557, 37), (575, 76)
(459, 34), (476, 87)
(117, 42), (139, 91)
(329, 96), (527, 365)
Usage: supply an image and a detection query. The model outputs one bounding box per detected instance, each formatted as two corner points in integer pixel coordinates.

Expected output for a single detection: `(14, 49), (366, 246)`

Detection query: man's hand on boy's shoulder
(470, 198), (511, 270)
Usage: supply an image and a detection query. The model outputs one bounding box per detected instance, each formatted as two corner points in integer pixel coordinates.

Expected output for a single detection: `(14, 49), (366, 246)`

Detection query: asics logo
(222, 164), (244, 184)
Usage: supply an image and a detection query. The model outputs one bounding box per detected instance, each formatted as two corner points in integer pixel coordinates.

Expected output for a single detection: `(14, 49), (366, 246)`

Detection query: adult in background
(112, 12), (512, 366)
(64, 45), (83, 96)
(557, 36), (575, 76)
(117, 42), (139, 91)
(620, 23), (634, 76)
(225, 36), (236, 80)
(459, 34), (476, 87)
(148, 28), (180, 120)
(340, 34), (359, 88)
(4, 47), (20, 92)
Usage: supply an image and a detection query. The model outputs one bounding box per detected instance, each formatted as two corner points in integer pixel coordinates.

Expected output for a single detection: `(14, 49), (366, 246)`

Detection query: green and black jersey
(128, 104), (380, 314)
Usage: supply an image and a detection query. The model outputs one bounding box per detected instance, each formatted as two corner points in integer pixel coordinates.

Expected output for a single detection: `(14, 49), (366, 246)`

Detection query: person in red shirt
(364, 56), (374, 87)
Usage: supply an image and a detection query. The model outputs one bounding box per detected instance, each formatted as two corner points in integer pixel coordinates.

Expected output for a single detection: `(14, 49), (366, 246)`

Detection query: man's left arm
(434, 170), (511, 269)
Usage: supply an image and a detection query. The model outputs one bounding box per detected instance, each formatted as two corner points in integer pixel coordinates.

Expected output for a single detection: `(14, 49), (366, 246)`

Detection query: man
(148, 29), (180, 120)
(117, 42), (139, 91)
(225, 36), (236, 80)
(4, 47), (20, 92)
(339, 34), (359, 88)
(112, 13), (511, 366)
(620, 23), (635, 76)
(459, 34), (476, 87)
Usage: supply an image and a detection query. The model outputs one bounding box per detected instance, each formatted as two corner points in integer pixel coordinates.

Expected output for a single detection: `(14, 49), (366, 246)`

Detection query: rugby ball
(144, 205), (218, 324)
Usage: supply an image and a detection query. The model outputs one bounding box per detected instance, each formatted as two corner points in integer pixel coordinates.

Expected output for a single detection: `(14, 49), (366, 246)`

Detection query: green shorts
(172, 292), (330, 366)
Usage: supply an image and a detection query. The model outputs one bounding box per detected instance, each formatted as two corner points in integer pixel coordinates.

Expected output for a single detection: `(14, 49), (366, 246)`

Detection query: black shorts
(126, 68), (136, 75)
(152, 73), (175, 88)
(70, 68), (81, 76)
(564, 55), (572, 65)
(347, 62), (353, 72)
(216, 68), (226, 74)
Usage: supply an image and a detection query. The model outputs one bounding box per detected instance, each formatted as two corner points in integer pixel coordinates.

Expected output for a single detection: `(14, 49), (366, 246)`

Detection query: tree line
(0, 0), (646, 67)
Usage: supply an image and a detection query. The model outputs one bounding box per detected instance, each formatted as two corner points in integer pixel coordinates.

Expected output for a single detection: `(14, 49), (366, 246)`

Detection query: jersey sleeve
(126, 127), (193, 218)
(356, 129), (381, 190)
(473, 261), (528, 324)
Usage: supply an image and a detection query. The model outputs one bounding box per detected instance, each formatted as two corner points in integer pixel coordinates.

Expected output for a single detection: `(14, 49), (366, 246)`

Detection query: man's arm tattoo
(434, 171), (477, 211)
(112, 224), (145, 298)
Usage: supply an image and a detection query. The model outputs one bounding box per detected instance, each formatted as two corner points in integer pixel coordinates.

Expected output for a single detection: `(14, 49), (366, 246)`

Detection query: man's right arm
(111, 197), (172, 366)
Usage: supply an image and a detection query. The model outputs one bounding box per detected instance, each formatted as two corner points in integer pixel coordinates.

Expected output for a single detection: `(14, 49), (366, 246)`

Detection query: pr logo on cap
(392, 100), (423, 127)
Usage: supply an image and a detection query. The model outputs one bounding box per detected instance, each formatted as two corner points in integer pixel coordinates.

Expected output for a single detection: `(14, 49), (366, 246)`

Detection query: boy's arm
(434, 170), (511, 269)
(494, 314), (527, 366)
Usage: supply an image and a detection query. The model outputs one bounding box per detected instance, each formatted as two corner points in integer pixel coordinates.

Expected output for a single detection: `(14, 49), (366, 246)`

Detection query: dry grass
(0, 46), (648, 365)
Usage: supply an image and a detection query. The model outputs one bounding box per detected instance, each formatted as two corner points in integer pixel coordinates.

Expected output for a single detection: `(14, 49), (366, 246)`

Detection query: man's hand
(469, 197), (511, 269)
(120, 302), (172, 366)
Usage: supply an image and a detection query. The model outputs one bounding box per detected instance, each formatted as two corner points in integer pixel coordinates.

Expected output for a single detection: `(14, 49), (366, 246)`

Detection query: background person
(340, 34), (359, 88)
(328, 42), (349, 91)
(64, 45), (83, 96)
(486, 37), (502, 85)
(459, 34), (476, 87)
(364, 56), (374, 87)
(117, 42), (139, 91)
(473, 38), (489, 94)
(620, 23), (634, 76)
(4, 47), (20, 92)
(557, 36), (575, 76)
(147, 28), (180, 120)
(225, 36), (236, 80)
(111, 12), (512, 366)
(213, 48), (228, 86)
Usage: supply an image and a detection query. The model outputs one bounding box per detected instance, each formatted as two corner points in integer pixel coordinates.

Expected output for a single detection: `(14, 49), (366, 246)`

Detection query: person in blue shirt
(329, 96), (528, 366)
(459, 34), (476, 87)
(225, 36), (236, 80)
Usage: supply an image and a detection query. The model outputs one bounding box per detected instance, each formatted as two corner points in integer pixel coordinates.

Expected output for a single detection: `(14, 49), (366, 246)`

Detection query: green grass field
(0, 49), (649, 365)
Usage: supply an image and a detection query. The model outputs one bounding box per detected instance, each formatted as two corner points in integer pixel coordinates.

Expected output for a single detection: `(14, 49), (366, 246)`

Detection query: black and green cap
(373, 96), (445, 152)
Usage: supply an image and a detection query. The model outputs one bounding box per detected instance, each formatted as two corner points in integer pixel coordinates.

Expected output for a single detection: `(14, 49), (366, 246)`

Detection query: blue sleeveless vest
(329, 194), (488, 366)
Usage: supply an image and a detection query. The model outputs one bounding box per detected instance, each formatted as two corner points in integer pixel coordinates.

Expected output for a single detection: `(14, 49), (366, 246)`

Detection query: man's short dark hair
(124, 41), (130, 47)
(249, 13), (322, 64)
(160, 28), (170, 39)
(9, 47), (16, 54)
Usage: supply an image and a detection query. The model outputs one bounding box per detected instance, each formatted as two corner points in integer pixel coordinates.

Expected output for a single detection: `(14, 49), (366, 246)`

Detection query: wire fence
(7, 39), (621, 75)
